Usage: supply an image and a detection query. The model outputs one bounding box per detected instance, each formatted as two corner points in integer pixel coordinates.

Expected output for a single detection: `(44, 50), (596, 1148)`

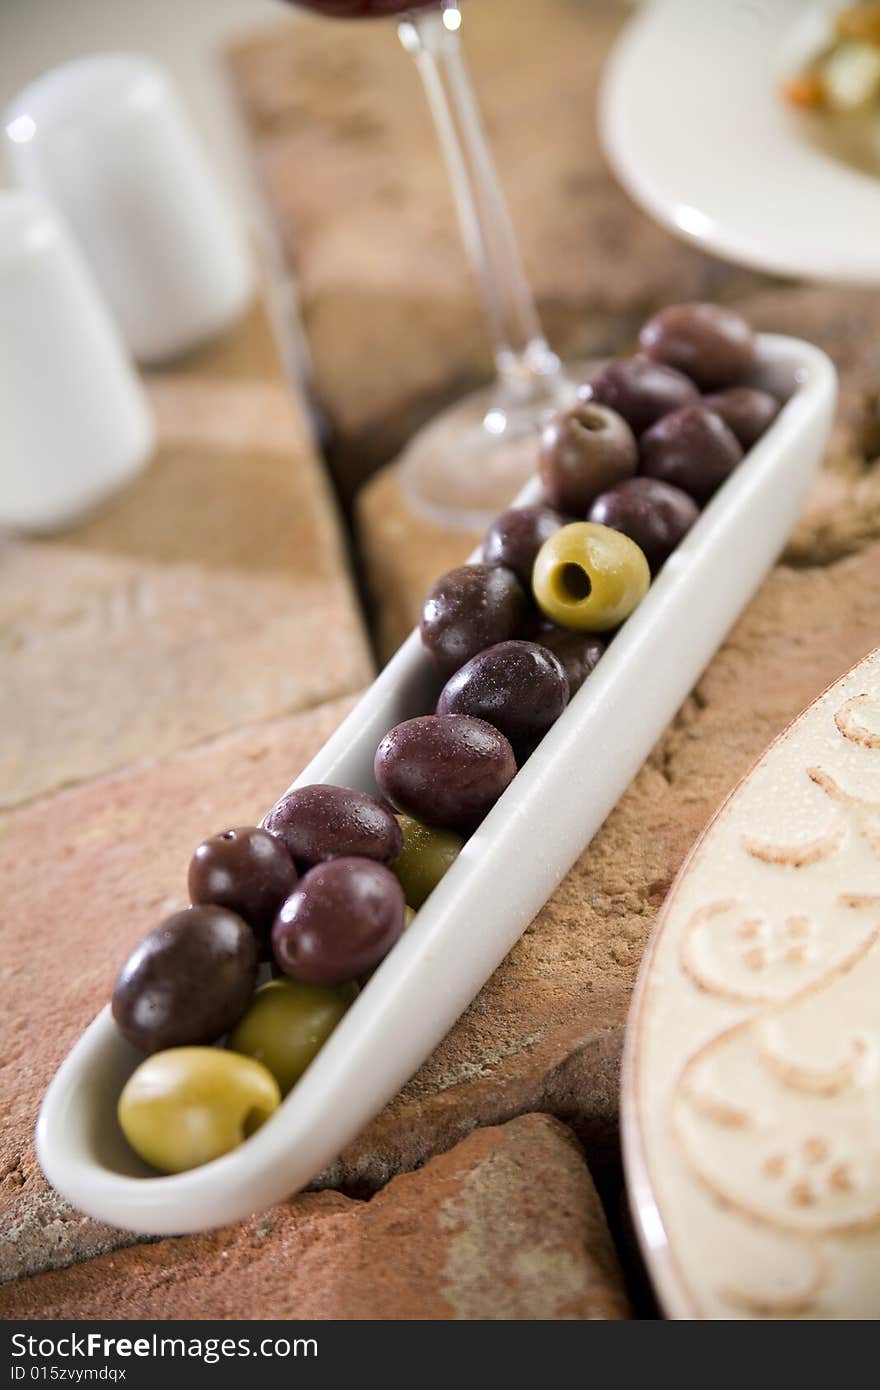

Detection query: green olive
(227, 977), (356, 1095)
(392, 815), (464, 908)
(532, 521), (650, 631)
(118, 1047), (280, 1174)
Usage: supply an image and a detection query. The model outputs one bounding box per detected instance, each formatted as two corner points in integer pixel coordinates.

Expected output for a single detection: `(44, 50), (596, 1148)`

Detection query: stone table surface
(0, 301), (372, 810)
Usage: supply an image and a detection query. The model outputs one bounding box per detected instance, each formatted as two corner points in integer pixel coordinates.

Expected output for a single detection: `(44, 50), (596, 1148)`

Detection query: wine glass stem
(398, 4), (561, 394)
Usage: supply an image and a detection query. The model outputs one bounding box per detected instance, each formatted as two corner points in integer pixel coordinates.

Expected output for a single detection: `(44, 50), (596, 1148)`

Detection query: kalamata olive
(272, 857), (405, 985)
(588, 476), (699, 572)
(701, 386), (780, 450)
(420, 564), (528, 676)
(112, 906), (258, 1053)
(392, 815), (464, 908)
(639, 404), (743, 503)
(436, 640), (569, 755)
(538, 629), (605, 695)
(263, 784), (403, 872)
(539, 401), (638, 514)
(188, 826), (297, 947)
(228, 977), (357, 1094)
(639, 302), (756, 390)
(481, 505), (568, 586)
(375, 714), (517, 833)
(118, 1047), (280, 1174)
(532, 523), (650, 632)
(580, 356), (699, 435)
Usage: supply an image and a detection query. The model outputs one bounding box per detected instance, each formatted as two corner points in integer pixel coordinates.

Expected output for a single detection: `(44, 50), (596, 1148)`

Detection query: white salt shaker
(0, 190), (155, 533)
(4, 54), (254, 363)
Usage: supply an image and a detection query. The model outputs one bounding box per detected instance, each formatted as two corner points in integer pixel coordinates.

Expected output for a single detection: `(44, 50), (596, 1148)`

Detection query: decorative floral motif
(634, 659), (880, 1318)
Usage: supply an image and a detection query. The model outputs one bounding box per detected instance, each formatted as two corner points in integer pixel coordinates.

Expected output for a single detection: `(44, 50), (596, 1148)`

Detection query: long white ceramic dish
(600, 0), (880, 284)
(37, 335), (836, 1235)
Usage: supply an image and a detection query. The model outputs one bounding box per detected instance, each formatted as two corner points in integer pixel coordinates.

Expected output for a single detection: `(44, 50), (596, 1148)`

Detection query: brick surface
(0, 1116), (630, 1320)
(0, 306), (372, 810)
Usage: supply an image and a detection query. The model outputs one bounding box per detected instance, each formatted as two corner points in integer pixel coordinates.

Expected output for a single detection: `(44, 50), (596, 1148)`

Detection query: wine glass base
(397, 360), (598, 531)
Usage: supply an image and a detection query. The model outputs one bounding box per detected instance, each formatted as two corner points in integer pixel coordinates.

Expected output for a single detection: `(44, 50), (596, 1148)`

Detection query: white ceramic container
(4, 54), (254, 363)
(36, 334), (836, 1234)
(0, 190), (154, 533)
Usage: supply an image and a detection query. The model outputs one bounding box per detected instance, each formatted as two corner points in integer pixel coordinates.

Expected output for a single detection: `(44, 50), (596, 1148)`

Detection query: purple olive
(420, 564), (528, 677)
(639, 302), (756, 390)
(272, 857), (405, 986)
(436, 640), (569, 756)
(264, 784), (402, 872)
(375, 714), (517, 833)
(588, 476), (699, 572)
(701, 386), (780, 450)
(188, 826), (297, 947)
(639, 404), (743, 504)
(112, 906), (258, 1053)
(537, 629), (605, 696)
(581, 356), (699, 435)
(539, 401), (638, 514)
(481, 505), (568, 586)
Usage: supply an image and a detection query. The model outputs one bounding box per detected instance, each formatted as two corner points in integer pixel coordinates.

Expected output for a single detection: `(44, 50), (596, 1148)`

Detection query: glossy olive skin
(701, 386), (780, 450)
(228, 977), (357, 1095)
(436, 640), (569, 756)
(264, 784), (403, 872)
(539, 401), (638, 514)
(375, 714), (517, 833)
(588, 476), (699, 572)
(188, 826), (297, 947)
(118, 1047), (280, 1174)
(112, 907), (258, 1054)
(273, 857), (405, 985)
(532, 522), (650, 632)
(481, 505), (567, 586)
(581, 355), (699, 435)
(639, 302), (756, 390)
(420, 564), (528, 677)
(639, 404), (743, 504)
(392, 815), (464, 909)
(537, 628), (605, 696)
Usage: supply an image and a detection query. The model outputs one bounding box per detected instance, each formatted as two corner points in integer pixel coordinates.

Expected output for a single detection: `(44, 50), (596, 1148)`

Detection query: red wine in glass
(292, 2), (434, 14)
(283, 0), (577, 526)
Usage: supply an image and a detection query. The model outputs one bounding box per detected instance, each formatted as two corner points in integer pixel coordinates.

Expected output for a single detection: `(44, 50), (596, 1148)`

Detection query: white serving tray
(37, 334), (836, 1235)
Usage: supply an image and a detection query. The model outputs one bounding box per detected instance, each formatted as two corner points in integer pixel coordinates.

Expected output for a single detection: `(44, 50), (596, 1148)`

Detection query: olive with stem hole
(532, 522), (650, 632)
(539, 401), (638, 514)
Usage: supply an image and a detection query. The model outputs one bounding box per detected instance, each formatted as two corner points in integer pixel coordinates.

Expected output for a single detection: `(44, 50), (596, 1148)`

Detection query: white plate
(600, 0), (880, 284)
(623, 647), (880, 1319)
(36, 335), (836, 1235)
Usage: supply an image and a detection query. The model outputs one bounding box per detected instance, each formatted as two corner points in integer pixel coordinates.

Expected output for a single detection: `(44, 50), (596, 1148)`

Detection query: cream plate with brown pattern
(624, 647), (880, 1319)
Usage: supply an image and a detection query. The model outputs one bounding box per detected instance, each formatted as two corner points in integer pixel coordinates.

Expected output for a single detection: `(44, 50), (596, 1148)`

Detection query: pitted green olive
(532, 522), (650, 632)
(118, 1047), (280, 1174)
